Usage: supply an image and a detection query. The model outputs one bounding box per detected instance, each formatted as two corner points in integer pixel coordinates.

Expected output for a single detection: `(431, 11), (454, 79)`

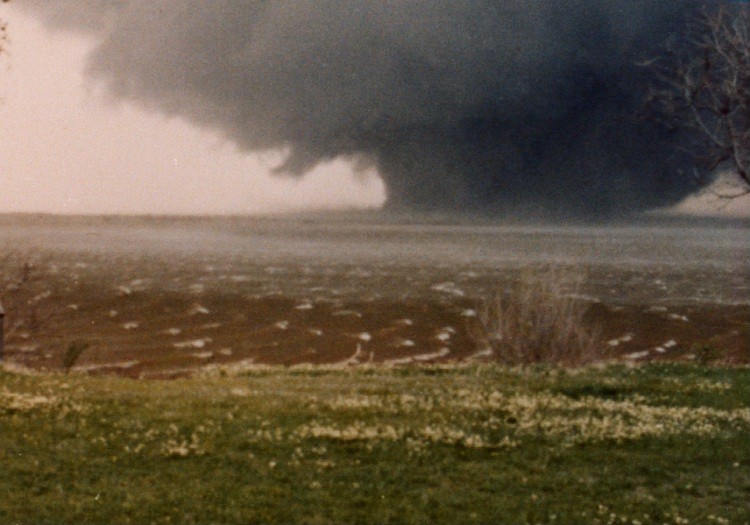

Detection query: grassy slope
(1, 364), (748, 524)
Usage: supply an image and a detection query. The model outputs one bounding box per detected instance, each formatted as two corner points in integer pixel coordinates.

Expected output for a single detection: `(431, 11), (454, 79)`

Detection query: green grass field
(1, 364), (748, 524)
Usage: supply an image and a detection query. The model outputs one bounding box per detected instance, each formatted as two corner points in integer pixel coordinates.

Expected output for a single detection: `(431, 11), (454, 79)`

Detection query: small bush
(476, 269), (602, 367)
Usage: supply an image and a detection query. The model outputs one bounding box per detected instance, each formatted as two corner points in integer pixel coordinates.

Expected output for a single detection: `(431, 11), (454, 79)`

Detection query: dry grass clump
(476, 269), (602, 366)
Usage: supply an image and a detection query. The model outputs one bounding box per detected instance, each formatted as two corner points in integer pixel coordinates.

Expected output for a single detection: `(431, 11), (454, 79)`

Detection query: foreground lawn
(1, 364), (748, 524)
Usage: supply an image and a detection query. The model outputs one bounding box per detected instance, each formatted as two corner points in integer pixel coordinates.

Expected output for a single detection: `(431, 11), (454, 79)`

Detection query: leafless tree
(644, 5), (749, 198)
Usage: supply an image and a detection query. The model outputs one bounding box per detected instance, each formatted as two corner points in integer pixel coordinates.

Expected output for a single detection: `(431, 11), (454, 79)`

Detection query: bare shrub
(476, 269), (602, 367)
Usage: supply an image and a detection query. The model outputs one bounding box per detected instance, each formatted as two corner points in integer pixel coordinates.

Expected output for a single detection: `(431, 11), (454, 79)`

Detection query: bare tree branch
(643, 5), (750, 197)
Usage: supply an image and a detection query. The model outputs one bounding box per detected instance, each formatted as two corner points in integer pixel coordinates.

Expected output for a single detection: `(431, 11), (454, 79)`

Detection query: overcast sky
(0, 5), (386, 215)
(0, 3), (747, 218)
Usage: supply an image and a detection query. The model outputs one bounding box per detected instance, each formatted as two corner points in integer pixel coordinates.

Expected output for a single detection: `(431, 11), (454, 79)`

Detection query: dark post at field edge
(0, 299), (4, 361)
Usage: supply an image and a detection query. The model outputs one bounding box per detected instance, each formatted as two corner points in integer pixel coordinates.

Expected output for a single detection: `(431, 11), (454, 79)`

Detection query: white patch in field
(107, 310), (118, 317)
(67, 304), (79, 310)
(625, 350), (650, 360)
(116, 285), (132, 296)
(73, 360), (140, 372)
(646, 306), (668, 313)
(655, 347), (666, 354)
(173, 338), (213, 349)
(74, 262), (88, 269)
(468, 347), (493, 359)
(122, 321), (139, 330)
(295, 302), (314, 310)
(356, 332), (372, 342)
(164, 328), (182, 336)
(663, 339), (677, 348)
(332, 310), (362, 317)
(668, 313), (689, 322)
(219, 348), (233, 356)
(435, 331), (451, 342)
(274, 320), (290, 330)
(384, 355), (414, 365)
(431, 282), (465, 297)
(460, 309), (477, 317)
(413, 347), (451, 362)
(395, 338), (415, 347)
(200, 322), (221, 329)
(189, 304), (210, 315)
(31, 290), (52, 303)
(396, 318), (413, 326)
(191, 351), (214, 360)
(608, 333), (634, 347)
(309, 329), (324, 336)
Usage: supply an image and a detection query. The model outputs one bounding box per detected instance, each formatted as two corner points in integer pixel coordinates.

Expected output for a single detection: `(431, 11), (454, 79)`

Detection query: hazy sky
(0, 5), (386, 215)
(1, 2), (747, 218)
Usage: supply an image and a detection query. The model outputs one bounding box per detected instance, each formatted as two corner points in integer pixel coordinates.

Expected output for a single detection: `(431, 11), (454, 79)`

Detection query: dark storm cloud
(21, 0), (703, 217)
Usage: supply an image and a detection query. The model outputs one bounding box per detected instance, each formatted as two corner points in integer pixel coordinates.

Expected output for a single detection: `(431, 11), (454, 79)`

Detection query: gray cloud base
(22, 0), (704, 218)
